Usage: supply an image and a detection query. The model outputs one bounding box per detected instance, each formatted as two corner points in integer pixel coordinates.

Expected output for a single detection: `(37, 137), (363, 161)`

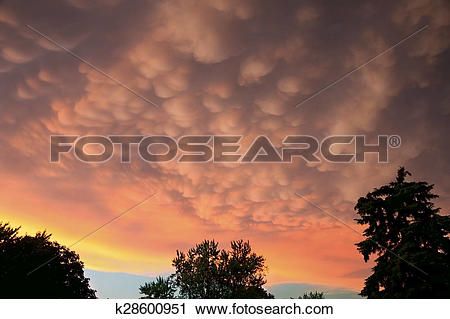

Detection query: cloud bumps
(0, 0), (448, 290)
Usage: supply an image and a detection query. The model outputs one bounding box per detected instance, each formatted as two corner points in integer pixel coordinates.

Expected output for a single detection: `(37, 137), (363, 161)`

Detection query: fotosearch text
(50, 135), (401, 164)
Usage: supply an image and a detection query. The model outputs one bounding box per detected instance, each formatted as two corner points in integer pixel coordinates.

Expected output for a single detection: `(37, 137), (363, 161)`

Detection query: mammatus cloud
(0, 0), (448, 292)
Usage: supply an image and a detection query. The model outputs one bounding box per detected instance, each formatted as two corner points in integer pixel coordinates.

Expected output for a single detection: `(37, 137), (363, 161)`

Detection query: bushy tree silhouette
(355, 168), (450, 298)
(299, 291), (325, 299)
(140, 276), (176, 299)
(0, 222), (96, 298)
(219, 240), (271, 298)
(172, 239), (223, 298)
(140, 239), (273, 299)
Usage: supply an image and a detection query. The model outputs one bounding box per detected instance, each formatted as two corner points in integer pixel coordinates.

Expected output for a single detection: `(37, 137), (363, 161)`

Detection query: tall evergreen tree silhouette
(355, 168), (450, 298)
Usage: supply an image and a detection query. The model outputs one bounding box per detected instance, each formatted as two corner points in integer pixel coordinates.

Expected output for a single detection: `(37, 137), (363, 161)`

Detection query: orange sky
(0, 0), (449, 296)
(1, 186), (370, 291)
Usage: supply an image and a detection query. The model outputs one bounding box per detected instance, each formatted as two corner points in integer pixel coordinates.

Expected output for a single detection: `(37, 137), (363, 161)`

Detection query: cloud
(0, 0), (449, 293)
(268, 283), (361, 299)
(84, 269), (155, 299)
(239, 55), (276, 85)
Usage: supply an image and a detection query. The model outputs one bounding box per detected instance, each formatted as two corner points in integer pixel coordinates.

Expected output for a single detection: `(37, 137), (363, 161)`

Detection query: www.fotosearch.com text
(50, 134), (401, 164)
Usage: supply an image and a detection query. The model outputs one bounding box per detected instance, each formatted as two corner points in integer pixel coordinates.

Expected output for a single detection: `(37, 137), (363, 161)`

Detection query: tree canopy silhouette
(140, 239), (273, 299)
(0, 222), (96, 298)
(355, 167), (450, 298)
(299, 291), (325, 299)
(140, 276), (176, 299)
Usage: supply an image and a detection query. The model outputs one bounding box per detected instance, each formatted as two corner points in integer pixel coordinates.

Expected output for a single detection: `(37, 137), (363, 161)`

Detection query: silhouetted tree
(140, 276), (176, 299)
(172, 239), (223, 298)
(355, 167), (450, 298)
(0, 222), (96, 298)
(299, 291), (325, 299)
(141, 239), (273, 299)
(219, 240), (272, 298)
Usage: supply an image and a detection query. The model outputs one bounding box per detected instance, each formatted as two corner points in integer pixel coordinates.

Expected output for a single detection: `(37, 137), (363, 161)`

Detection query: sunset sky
(0, 0), (449, 297)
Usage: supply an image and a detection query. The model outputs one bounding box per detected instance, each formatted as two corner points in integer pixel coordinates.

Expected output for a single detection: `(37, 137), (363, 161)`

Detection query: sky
(0, 0), (449, 298)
